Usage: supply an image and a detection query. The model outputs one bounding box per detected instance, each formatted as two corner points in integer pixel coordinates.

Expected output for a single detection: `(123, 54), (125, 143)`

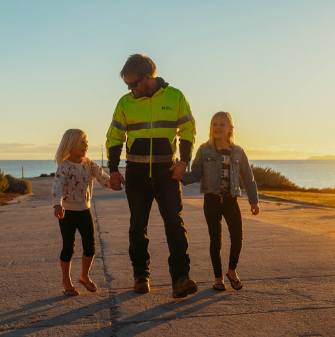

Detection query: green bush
(251, 165), (297, 188)
(4, 174), (32, 194)
(0, 169), (9, 195)
(250, 166), (335, 193)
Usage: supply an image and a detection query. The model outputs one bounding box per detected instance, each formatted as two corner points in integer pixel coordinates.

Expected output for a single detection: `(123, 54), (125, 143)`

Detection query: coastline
(0, 175), (335, 238)
(2, 159), (335, 189)
(2, 175), (335, 241)
(1, 165), (335, 209)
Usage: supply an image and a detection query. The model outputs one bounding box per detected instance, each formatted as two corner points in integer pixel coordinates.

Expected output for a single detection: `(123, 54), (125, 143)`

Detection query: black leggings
(203, 194), (243, 278)
(59, 209), (95, 262)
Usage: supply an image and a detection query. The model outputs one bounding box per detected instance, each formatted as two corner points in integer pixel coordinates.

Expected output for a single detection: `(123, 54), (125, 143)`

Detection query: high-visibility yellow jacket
(106, 79), (196, 177)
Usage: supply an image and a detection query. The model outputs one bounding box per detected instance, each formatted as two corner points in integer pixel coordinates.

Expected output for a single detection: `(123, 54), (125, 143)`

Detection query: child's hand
(250, 204), (260, 216)
(170, 161), (187, 181)
(110, 172), (126, 191)
(54, 205), (65, 219)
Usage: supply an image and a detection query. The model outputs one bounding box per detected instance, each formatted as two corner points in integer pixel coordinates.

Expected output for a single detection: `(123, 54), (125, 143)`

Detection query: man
(106, 54), (197, 298)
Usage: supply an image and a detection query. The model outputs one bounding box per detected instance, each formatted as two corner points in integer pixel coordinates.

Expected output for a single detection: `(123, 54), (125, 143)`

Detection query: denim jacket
(182, 143), (258, 205)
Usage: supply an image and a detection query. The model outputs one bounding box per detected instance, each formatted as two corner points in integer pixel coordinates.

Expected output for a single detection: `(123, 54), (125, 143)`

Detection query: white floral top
(51, 158), (111, 211)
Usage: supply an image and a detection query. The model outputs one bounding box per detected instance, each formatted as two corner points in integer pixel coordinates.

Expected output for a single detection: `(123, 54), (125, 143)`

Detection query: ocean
(0, 159), (122, 180)
(0, 159), (334, 189)
(250, 160), (335, 189)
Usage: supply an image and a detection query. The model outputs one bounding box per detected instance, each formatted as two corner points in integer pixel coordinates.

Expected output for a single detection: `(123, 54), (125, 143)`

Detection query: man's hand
(250, 203), (260, 216)
(110, 171), (126, 191)
(170, 161), (187, 181)
(54, 205), (65, 219)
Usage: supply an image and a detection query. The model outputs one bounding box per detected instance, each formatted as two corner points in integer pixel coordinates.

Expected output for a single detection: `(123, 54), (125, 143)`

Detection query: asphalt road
(1, 175), (334, 336)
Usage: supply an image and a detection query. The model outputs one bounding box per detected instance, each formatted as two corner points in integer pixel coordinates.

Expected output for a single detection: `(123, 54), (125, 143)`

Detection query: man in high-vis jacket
(106, 54), (197, 298)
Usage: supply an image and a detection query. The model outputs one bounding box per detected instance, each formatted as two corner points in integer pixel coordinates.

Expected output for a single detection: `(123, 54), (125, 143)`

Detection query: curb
(6, 193), (33, 204)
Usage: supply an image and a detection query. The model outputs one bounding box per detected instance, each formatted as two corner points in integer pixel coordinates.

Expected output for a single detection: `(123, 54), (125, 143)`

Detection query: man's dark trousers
(125, 170), (190, 286)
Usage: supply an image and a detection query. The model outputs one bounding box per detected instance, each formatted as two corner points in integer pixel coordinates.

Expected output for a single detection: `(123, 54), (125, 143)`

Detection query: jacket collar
(205, 142), (236, 152)
(129, 77), (169, 101)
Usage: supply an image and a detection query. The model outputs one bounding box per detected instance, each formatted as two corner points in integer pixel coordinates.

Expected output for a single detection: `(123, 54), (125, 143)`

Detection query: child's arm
(181, 147), (203, 186)
(240, 149), (260, 215)
(90, 161), (112, 189)
(51, 165), (66, 218)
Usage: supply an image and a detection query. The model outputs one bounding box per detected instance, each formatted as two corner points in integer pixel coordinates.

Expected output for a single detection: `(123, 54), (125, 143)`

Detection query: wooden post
(22, 166), (24, 178)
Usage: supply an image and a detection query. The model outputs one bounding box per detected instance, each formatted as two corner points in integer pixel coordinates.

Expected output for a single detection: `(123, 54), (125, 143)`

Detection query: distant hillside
(307, 155), (335, 160)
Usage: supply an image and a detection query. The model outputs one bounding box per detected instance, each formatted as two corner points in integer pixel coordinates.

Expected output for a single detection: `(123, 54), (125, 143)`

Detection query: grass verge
(0, 193), (22, 206)
(259, 190), (335, 206)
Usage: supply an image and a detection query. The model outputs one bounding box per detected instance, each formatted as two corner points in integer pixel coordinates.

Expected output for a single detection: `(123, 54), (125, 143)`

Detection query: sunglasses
(124, 78), (143, 88)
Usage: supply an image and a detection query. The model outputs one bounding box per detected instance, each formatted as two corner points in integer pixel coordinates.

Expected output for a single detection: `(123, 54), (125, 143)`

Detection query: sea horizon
(1, 159), (335, 189)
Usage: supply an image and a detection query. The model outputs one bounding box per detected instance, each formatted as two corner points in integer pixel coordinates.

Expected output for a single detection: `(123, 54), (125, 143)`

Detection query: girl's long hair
(207, 111), (235, 147)
(54, 129), (87, 166)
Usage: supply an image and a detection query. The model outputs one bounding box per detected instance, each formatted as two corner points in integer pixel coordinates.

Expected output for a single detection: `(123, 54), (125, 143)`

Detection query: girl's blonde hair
(54, 129), (87, 166)
(207, 111), (235, 147)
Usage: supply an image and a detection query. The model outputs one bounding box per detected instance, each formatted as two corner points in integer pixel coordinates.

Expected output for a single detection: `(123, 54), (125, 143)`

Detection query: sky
(1, 0), (334, 160)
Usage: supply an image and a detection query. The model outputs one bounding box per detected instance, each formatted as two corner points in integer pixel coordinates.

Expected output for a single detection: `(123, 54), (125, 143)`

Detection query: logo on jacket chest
(161, 106), (173, 110)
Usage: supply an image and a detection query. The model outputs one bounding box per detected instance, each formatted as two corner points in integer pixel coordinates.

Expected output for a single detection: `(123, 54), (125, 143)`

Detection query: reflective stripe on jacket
(106, 84), (196, 175)
(182, 143), (258, 205)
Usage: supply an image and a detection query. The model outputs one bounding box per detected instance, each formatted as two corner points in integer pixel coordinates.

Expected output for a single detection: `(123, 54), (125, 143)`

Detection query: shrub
(5, 174), (32, 194)
(39, 173), (55, 177)
(250, 166), (335, 193)
(251, 165), (297, 189)
(306, 187), (335, 193)
(0, 169), (9, 195)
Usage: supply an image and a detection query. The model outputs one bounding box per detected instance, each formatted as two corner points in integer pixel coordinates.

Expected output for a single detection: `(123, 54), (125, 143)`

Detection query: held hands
(170, 161), (187, 181)
(250, 203), (260, 216)
(110, 171), (126, 191)
(54, 205), (65, 219)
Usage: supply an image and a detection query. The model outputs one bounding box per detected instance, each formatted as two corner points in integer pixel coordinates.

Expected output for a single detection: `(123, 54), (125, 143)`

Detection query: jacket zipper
(149, 98), (153, 178)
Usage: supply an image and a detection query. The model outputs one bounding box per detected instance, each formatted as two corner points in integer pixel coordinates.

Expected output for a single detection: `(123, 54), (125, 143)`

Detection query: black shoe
(134, 276), (150, 293)
(172, 276), (197, 298)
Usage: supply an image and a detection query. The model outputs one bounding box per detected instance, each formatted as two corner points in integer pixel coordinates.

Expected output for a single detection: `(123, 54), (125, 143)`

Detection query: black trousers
(58, 209), (95, 262)
(203, 194), (243, 278)
(125, 171), (190, 286)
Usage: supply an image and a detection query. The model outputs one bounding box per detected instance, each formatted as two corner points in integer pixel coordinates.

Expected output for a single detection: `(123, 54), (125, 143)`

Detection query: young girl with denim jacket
(182, 112), (259, 291)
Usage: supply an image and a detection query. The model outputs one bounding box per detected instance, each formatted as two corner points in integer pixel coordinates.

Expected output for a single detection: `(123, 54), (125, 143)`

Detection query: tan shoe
(172, 276), (197, 298)
(134, 276), (150, 293)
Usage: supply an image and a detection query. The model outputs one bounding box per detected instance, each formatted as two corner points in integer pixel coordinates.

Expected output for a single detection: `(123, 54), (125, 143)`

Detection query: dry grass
(247, 165), (335, 206)
(259, 190), (335, 206)
(0, 168), (9, 194)
(0, 193), (21, 206)
(0, 173), (32, 206)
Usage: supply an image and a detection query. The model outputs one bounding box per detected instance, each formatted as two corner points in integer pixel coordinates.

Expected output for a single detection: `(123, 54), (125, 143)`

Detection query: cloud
(0, 143), (109, 160)
(0, 143), (332, 160)
(0, 143), (58, 153)
(245, 147), (326, 160)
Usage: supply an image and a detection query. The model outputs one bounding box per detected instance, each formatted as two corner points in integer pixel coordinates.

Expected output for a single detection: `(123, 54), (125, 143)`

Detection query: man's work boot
(172, 276), (197, 298)
(134, 276), (150, 293)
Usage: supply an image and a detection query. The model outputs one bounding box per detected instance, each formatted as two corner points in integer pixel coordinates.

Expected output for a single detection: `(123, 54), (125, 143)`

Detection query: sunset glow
(1, 1), (334, 160)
